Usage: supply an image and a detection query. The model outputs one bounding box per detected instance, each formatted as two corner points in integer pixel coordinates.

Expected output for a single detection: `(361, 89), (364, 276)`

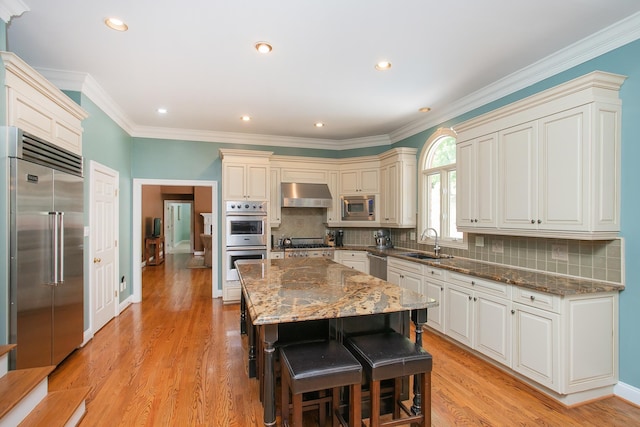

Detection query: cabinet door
(512, 303), (560, 391)
(457, 140), (476, 227)
(538, 106), (588, 231)
(424, 277), (445, 333)
(326, 171), (340, 225)
(445, 284), (473, 348)
(270, 168), (281, 226)
(474, 292), (511, 365)
(381, 162), (399, 224)
(360, 168), (379, 193)
(476, 134), (497, 227)
(224, 164), (247, 200)
(498, 122), (538, 229)
(402, 271), (423, 295)
(246, 164), (269, 200)
(387, 266), (402, 286)
(340, 170), (359, 194)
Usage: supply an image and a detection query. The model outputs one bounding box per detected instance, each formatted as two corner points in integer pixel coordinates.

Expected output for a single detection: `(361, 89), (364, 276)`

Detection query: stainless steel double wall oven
(225, 201), (267, 281)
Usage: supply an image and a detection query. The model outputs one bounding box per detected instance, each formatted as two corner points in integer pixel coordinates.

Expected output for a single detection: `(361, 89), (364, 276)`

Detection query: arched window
(418, 128), (464, 248)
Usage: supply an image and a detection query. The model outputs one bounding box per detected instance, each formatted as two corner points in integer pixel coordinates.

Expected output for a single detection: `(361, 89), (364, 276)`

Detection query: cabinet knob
(511, 309), (515, 314)
(440, 287), (444, 291)
(531, 219), (535, 224)
(537, 219), (542, 224)
(473, 297), (477, 302)
(93, 257), (101, 263)
(530, 295), (536, 301)
(468, 295), (472, 301)
(474, 219), (478, 223)
(471, 280), (475, 285)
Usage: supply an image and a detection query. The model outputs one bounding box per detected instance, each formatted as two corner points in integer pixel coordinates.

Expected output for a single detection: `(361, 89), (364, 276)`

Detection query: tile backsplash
(336, 227), (623, 284)
(271, 208), (328, 241)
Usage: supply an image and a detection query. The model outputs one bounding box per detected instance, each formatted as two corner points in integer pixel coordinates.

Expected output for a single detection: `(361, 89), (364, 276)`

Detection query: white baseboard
(194, 250), (204, 256)
(82, 329), (93, 347)
(615, 381), (640, 406)
(119, 295), (134, 314)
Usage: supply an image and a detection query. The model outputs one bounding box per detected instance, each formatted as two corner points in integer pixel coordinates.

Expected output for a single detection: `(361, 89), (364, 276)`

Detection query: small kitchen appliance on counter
(374, 229), (393, 249)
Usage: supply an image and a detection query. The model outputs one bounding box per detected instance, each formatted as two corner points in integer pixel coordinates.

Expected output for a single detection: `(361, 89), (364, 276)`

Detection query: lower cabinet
(423, 268), (445, 333)
(387, 257), (424, 295)
(334, 250), (369, 274)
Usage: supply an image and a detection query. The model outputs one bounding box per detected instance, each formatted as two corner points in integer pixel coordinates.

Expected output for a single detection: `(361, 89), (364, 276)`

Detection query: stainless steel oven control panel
(226, 201), (267, 215)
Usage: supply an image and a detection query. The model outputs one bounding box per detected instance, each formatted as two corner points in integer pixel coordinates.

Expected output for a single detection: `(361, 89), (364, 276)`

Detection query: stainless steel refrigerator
(8, 127), (84, 370)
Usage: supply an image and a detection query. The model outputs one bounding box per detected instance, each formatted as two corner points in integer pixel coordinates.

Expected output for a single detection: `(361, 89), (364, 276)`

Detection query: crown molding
(389, 11), (640, 144)
(0, 0), (28, 23)
(34, 11), (640, 149)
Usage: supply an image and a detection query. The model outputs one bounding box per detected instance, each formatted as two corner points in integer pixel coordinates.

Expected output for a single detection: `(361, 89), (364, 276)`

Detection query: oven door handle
(226, 246), (268, 251)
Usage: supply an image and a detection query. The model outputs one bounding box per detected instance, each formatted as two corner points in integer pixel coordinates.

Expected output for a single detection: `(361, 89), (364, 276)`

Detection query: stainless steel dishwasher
(367, 253), (387, 280)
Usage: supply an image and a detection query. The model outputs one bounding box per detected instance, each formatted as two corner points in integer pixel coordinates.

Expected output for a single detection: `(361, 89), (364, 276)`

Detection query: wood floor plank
(46, 253), (640, 426)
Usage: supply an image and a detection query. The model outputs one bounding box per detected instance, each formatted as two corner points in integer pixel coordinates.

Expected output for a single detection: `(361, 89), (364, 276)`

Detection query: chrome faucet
(421, 227), (441, 257)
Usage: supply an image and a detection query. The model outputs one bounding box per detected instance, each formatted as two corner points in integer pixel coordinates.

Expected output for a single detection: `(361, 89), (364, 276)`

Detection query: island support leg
(411, 308), (427, 416)
(263, 324), (278, 427)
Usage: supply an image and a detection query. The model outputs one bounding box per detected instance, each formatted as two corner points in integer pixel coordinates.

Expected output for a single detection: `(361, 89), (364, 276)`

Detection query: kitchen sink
(400, 252), (441, 260)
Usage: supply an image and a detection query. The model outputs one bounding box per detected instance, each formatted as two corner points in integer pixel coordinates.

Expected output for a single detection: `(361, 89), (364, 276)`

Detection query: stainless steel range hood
(281, 182), (332, 208)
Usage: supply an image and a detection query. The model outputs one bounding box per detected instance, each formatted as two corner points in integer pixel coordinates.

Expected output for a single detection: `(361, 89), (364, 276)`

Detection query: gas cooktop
(280, 237), (333, 249)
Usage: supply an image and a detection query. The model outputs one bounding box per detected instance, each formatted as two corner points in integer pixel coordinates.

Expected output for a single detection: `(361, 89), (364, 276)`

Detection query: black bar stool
(346, 332), (432, 427)
(280, 340), (363, 427)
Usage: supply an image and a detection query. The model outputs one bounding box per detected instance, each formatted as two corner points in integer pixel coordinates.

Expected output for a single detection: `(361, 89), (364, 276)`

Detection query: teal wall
(66, 92), (134, 326)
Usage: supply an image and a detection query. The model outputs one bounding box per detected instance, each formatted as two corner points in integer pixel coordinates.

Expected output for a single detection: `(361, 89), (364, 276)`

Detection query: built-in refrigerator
(7, 127), (84, 370)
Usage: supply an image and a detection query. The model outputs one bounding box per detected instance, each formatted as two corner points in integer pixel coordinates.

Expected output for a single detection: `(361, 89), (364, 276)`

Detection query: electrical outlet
(476, 236), (484, 247)
(121, 281), (126, 291)
(373, 231), (377, 238)
(551, 244), (569, 261)
(491, 240), (504, 254)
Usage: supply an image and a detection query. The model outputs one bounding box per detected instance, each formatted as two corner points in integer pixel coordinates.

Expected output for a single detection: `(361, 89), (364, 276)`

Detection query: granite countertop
(236, 257), (438, 325)
(336, 246), (625, 296)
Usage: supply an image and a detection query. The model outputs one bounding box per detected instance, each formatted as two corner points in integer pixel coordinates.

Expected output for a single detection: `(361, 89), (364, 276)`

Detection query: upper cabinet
(339, 163), (379, 195)
(380, 148), (417, 228)
(455, 71), (625, 239)
(457, 134), (497, 229)
(1, 52), (88, 155)
(220, 149), (272, 201)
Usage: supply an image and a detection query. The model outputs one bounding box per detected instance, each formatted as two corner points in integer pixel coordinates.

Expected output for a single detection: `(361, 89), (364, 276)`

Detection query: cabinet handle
(474, 219), (478, 223)
(511, 309), (515, 314)
(470, 219), (473, 223)
(468, 296), (472, 301)
(471, 280), (475, 285)
(531, 219), (535, 224)
(440, 287), (444, 291)
(473, 297), (477, 302)
(530, 295), (536, 301)
(537, 219), (542, 224)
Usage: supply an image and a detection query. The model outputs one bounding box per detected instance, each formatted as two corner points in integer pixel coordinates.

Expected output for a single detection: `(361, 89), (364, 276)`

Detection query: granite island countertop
(236, 257), (439, 325)
(335, 246), (625, 296)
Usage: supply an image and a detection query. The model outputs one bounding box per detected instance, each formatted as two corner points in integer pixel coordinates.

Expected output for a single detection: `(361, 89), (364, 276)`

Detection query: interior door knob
(93, 257), (101, 263)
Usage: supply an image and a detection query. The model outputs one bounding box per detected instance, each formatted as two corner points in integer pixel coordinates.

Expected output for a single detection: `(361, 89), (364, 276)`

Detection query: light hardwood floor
(49, 253), (640, 426)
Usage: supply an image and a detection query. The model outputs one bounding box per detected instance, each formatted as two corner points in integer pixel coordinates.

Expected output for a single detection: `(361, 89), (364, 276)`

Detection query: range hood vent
(281, 182), (332, 208)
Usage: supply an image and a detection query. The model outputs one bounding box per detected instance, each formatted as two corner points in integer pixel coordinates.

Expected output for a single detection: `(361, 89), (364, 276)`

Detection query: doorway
(164, 200), (194, 254)
(132, 179), (219, 303)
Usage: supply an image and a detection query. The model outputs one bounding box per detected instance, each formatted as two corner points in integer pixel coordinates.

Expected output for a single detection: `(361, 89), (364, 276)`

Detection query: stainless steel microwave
(341, 195), (375, 221)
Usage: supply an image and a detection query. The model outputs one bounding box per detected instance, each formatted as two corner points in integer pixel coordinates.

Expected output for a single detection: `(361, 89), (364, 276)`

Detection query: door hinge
(115, 290), (118, 297)
(115, 240), (118, 247)
(115, 189), (118, 197)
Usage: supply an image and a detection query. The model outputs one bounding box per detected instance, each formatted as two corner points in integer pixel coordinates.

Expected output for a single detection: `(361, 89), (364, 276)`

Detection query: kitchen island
(236, 257), (438, 427)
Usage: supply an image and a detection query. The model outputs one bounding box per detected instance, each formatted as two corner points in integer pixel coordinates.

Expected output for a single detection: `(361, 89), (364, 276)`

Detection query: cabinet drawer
(337, 250), (368, 261)
(423, 265), (444, 278)
(387, 257), (423, 275)
(447, 271), (510, 298)
(512, 287), (560, 313)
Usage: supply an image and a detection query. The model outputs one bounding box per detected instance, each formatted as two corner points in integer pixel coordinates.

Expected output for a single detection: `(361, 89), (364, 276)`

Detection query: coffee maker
(335, 229), (344, 247)
(374, 229), (392, 249)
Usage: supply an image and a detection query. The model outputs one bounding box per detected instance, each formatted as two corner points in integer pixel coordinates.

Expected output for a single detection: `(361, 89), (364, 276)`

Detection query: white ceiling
(5, 1), (640, 149)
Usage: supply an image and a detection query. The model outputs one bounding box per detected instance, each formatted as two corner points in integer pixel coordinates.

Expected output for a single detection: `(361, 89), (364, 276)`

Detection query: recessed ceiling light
(255, 42), (273, 54)
(241, 115), (251, 122)
(157, 108), (168, 114)
(105, 17), (128, 32)
(375, 61), (392, 71)
(418, 107), (431, 113)
(314, 122), (325, 128)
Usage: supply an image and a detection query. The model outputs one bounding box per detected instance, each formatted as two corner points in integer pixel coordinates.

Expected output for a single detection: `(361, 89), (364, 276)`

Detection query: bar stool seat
(346, 332), (432, 427)
(280, 340), (362, 427)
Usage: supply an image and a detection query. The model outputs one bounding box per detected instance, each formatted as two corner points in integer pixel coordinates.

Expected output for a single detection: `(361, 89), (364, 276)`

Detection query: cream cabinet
(423, 266), (445, 333)
(326, 170), (340, 226)
(270, 168), (281, 226)
(455, 71), (625, 239)
(334, 250), (369, 274)
(340, 166), (379, 195)
(457, 133), (497, 230)
(1, 52), (87, 155)
(379, 148), (417, 228)
(220, 149), (271, 201)
(387, 257), (423, 296)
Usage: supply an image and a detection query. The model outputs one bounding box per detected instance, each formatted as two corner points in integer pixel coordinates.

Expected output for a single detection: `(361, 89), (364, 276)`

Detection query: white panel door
(91, 161), (119, 334)
(445, 284), (473, 348)
(424, 278), (445, 333)
(474, 292), (511, 365)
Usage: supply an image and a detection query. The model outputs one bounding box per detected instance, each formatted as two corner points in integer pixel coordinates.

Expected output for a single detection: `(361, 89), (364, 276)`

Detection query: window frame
(417, 128), (468, 250)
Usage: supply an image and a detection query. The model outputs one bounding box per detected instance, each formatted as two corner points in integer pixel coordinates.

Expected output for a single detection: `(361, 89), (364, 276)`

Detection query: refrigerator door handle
(58, 212), (64, 284)
(49, 211), (58, 285)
